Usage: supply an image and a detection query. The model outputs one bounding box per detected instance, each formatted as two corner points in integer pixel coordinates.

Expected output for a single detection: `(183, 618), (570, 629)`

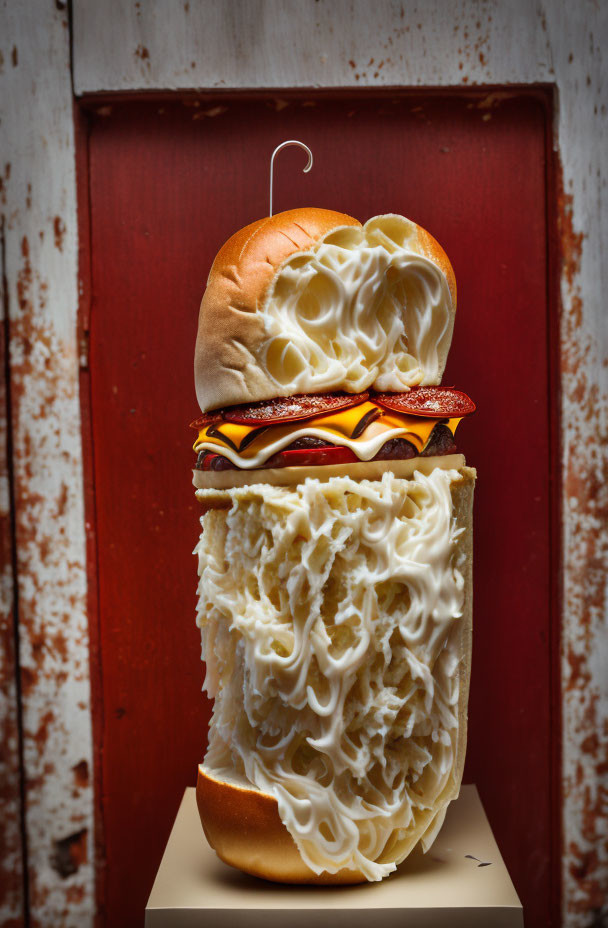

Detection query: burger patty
(195, 423), (458, 472)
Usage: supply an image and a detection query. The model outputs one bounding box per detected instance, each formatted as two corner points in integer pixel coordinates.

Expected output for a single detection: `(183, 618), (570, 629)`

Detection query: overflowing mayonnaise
(260, 217), (454, 394)
(196, 469), (467, 879)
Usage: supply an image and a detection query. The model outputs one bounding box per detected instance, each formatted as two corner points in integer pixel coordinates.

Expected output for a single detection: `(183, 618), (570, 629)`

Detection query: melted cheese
(194, 402), (461, 469)
(196, 469), (467, 879)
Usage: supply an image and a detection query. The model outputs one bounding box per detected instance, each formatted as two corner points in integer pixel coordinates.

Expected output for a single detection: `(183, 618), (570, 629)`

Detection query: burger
(192, 208), (475, 883)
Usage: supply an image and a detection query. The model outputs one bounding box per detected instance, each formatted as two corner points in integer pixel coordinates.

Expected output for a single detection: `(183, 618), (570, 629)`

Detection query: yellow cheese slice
(194, 401), (462, 467)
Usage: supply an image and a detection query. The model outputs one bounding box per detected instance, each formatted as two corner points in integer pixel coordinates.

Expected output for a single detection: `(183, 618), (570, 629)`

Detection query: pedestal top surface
(145, 784), (523, 927)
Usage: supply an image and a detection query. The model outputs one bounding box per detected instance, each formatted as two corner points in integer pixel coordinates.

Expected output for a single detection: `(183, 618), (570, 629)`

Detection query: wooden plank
(72, 3), (608, 924)
(86, 90), (554, 928)
(0, 3), (96, 925)
(0, 2), (597, 926)
(73, 0), (560, 93)
(0, 222), (25, 928)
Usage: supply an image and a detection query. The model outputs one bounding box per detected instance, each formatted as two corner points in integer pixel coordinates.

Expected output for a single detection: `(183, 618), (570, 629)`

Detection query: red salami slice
(373, 387), (476, 418)
(223, 392), (370, 426)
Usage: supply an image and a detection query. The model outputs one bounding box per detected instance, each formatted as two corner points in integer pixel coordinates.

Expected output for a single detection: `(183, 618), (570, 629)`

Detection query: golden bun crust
(195, 208), (360, 412)
(196, 764), (365, 884)
(195, 209), (456, 413)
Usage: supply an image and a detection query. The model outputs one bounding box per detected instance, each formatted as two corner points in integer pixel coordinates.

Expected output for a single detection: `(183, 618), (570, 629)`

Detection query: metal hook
(269, 140), (313, 217)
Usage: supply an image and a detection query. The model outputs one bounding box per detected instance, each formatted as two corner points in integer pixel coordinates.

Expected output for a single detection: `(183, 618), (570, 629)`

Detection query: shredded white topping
(196, 469), (465, 880)
(260, 216), (453, 394)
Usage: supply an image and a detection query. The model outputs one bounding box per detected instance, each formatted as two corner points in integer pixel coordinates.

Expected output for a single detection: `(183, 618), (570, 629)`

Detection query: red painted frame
(76, 87), (561, 928)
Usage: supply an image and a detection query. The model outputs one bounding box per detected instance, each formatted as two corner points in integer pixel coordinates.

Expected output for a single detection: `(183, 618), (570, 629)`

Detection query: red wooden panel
(84, 91), (556, 927)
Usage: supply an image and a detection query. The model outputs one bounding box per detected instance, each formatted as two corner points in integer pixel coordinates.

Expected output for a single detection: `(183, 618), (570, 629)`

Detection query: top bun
(195, 208), (456, 413)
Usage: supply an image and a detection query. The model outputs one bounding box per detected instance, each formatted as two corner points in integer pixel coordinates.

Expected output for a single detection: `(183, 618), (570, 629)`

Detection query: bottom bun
(196, 764), (366, 884)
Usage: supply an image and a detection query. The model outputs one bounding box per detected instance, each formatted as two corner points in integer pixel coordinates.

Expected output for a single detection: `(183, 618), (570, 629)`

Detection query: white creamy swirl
(261, 218), (453, 393)
(196, 469), (466, 880)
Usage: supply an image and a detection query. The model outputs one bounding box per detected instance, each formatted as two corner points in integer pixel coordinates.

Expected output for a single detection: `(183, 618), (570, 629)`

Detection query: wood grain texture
(0, 2), (602, 927)
(0, 3), (95, 925)
(71, 3), (608, 924)
(0, 221), (24, 928)
(86, 91), (553, 928)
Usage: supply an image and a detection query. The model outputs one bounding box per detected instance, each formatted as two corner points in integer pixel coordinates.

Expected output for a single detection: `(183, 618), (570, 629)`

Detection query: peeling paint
(0, 1), (603, 926)
(51, 829), (88, 879)
(0, 1), (95, 924)
(134, 44), (150, 63)
(557, 151), (608, 926)
(0, 243), (24, 928)
(72, 760), (89, 789)
(53, 216), (66, 252)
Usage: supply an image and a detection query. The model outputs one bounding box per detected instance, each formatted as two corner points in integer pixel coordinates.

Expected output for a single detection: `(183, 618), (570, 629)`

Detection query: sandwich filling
(196, 468), (469, 880)
(192, 387), (474, 471)
(195, 214), (457, 414)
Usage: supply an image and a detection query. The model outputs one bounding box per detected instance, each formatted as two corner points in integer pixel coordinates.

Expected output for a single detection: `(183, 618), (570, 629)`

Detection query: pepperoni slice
(223, 392), (370, 426)
(373, 387), (476, 418)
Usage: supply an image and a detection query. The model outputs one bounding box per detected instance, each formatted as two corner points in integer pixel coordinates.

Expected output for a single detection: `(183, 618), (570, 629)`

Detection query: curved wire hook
(269, 140), (313, 217)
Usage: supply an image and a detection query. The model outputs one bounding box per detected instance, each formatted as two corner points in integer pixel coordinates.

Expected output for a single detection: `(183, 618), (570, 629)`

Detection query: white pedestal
(145, 785), (523, 927)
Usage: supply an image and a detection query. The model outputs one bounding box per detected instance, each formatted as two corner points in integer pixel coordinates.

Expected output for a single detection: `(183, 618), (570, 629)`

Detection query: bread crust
(193, 453), (467, 507)
(195, 208), (360, 412)
(195, 209), (456, 412)
(196, 467), (475, 882)
(196, 764), (366, 884)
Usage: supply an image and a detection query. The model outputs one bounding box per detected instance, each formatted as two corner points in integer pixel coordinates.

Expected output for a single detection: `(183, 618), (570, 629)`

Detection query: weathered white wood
(74, 0), (561, 92)
(72, 2), (608, 923)
(1, 0), (604, 925)
(0, 2), (95, 926)
(0, 231), (24, 928)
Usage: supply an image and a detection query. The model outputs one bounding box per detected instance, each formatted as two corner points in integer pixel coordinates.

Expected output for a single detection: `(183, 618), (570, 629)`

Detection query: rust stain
(33, 709), (55, 750)
(20, 664), (36, 696)
(51, 629), (68, 662)
(51, 829), (88, 878)
(72, 760), (89, 789)
(10, 210), (91, 921)
(0, 541), (23, 922)
(11, 46), (18, 67)
(556, 155), (608, 922)
(557, 185), (585, 289)
(27, 624), (48, 671)
(134, 44), (150, 62)
(565, 644), (591, 691)
(568, 841), (606, 914)
(65, 884), (85, 904)
(55, 482), (68, 517)
(0, 164), (9, 208)
(53, 216), (66, 252)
